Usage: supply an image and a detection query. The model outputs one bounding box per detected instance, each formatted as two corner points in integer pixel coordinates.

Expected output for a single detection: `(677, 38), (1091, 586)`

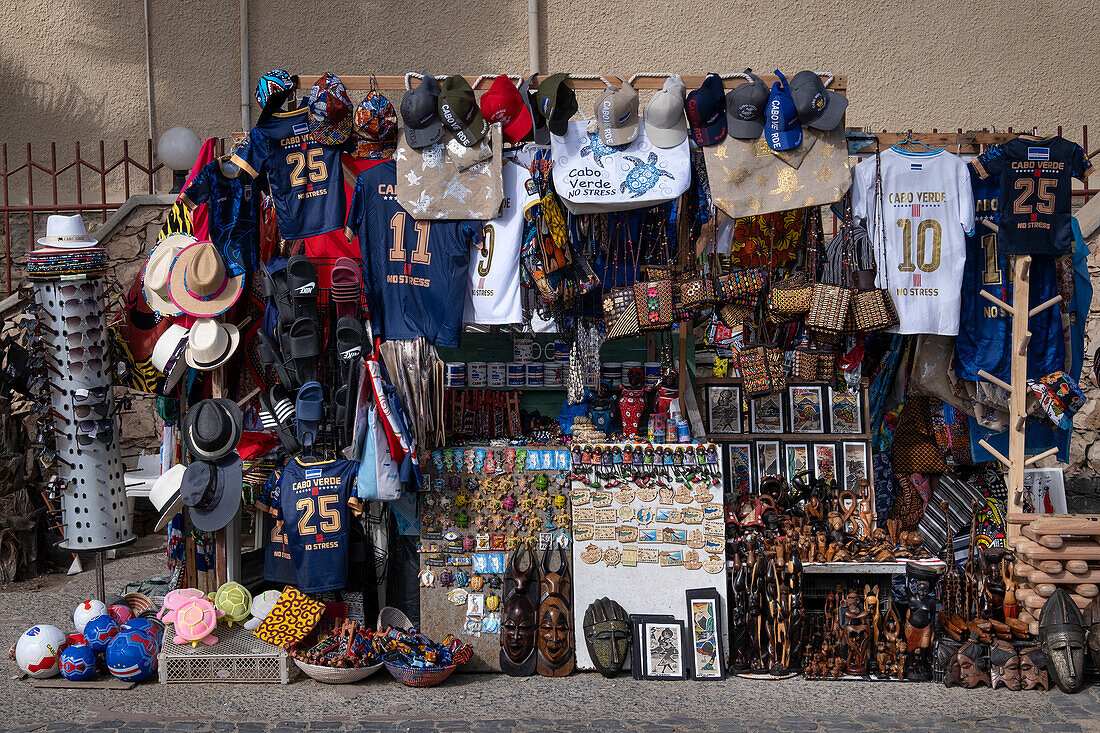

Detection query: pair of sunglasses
(74, 387), (109, 402)
(74, 402), (108, 419)
(76, 418), (112, 435)
(62, 297), (97, 311)
(76, 430), (113, 447)
(69, 346), (104, 361)
(71, 359), (103, 374)
(59, 283), (95, 298)
(66, 330), (104, 347)
(64, 313), (102, 331)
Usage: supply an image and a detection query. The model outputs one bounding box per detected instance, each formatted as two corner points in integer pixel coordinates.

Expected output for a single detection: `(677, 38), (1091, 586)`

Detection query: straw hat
(184, 318), (240, 371)
(168, 240), (244, 317)
(144, 234), (196, 317)
(37, 214), (98, 249)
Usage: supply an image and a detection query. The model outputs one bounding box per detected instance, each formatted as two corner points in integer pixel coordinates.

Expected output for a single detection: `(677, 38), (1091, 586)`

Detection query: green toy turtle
(211, 581), (252, 627)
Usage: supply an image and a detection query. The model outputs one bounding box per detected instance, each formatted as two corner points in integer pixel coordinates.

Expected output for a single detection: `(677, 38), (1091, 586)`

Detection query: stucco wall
(1, 0), (1098, 155)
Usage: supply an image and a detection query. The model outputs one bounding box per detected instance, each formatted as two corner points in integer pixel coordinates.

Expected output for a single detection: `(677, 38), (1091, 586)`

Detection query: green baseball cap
(438, 76), (489, 147)
(536, 73), (578, 136)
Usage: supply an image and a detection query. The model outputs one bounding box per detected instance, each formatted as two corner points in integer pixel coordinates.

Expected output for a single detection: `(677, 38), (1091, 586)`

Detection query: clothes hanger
(891, 130), (937, 153)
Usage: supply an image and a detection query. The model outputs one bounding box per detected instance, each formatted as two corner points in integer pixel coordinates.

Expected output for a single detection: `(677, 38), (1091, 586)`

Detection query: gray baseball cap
(400, 71), (443, 149)
(725, 71), (769, 139)
(594, 79), (639, 147)
(789, 70), (848, 131)
(518, 74), (549, 145)
(643, 75), (687, 149)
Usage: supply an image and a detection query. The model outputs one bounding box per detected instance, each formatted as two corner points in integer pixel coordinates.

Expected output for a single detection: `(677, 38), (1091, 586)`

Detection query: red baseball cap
(479, 75), (533, 144)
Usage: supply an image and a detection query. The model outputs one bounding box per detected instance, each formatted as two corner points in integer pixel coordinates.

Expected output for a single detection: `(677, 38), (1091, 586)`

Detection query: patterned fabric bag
(254, 586), (325, 648)
(633, 279), (674, 331)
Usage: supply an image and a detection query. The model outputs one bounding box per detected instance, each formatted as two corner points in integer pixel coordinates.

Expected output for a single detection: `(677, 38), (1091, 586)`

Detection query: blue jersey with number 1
(955, 163), (1063, 381)
(277, 457), (358, 593)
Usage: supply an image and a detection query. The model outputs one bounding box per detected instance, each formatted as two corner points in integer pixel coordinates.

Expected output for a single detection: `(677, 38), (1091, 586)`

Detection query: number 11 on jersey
(389, 212), (432, 265)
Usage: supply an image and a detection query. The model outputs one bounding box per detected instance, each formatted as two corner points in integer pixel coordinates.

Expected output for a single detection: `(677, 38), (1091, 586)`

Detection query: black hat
(536, 73), (577, 137)
(180, 453), (242, 532)
(518, 74), (549, 145)
(686, 73), (728, 147)
(400, 72), (444, 149)
(438, 75), (489, 147)
(725, 70), (769, 139)
(789, 71), (848, 131)
(183, 398), (243, 460)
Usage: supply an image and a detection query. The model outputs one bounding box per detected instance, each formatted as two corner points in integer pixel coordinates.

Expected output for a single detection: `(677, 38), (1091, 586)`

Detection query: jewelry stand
(34, 279), (134, 600)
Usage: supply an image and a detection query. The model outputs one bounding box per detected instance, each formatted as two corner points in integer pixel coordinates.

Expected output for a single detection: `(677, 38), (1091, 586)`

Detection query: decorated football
(73, 600), (108, 634)
(107, 604), (134, 625)
(121, 617), (164, 649)
(82, 614), (119, 654)
(105, 628), (158, 682)
(14, 624), (67, 678)
(59, 643), (96, 681)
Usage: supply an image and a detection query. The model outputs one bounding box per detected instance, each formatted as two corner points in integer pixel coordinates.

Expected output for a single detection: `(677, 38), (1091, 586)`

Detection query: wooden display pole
(976, 248), (1063, 543)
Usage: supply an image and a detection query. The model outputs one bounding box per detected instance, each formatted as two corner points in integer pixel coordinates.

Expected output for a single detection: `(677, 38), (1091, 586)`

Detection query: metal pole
(95, 551), (106, 604)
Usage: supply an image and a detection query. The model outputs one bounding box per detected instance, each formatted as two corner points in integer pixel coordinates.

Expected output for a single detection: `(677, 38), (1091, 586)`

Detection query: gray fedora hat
(183, 398), (243, 460)
(180, 453), (242, 532)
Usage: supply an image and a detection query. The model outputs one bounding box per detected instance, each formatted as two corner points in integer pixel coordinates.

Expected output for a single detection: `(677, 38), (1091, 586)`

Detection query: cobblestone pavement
(2, 548), (1100, 732)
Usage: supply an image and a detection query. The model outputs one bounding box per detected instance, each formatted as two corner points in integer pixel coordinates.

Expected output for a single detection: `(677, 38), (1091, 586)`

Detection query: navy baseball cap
(764, 70), (802, 151)
(685, 73), (727, 147)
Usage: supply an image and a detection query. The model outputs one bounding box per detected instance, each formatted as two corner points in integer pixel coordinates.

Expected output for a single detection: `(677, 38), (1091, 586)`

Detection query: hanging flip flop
(342, 358), (360, 449)
(260, 389), (301, 455)
(286, 255), (319, 322)
(330, 257), (363, 320)
(286, 317), (320, 386)
(256, 328), (295, 388)
(335, 317), (364, 362)
(261, 260), (294, 319)
(296, 381), (324, 448)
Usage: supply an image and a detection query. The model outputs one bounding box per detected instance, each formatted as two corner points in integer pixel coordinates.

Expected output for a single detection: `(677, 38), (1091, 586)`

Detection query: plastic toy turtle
(212, 581), (252, 627)
(580, 133), (616, 166)
(244, 590), (282, 632)
(156, 587), (205, 624)
(172, 597), (223, 648)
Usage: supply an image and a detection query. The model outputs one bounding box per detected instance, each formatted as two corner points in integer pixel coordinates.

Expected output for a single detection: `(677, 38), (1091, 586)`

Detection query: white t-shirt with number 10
(463, 160), (539, 325)
(852, 147), (975, 335)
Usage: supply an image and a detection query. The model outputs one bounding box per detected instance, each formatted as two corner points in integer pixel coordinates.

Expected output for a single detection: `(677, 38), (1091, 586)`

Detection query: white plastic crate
(158, 622), (293, 684)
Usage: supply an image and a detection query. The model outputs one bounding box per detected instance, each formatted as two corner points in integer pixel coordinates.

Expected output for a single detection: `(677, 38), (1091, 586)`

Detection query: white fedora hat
(150, 464), (186, 532)
(185, 318), (240, 371)
(143, 233), (195, 317)
(151, 324), (190, 393)
(36, 214), (98, 249)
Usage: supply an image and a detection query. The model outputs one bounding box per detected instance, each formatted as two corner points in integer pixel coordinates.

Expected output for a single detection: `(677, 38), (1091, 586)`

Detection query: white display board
(569, 443), (726, 670)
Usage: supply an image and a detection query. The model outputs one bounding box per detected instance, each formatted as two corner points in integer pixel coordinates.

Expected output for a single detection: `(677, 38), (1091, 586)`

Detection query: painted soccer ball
(108, 604), (134, 625)
(105, 628), (158, 682)
(73, 600), (108, 634)
(59, 643), (96, 681)
(83, 614), (119, 654)
(121, 618), (164, 650)
(14, 625), (67, 678)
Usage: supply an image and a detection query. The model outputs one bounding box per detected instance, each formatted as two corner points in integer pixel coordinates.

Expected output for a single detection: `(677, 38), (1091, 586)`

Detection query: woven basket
(377, 606), (414, 632)
(294, 659), (384, 684)
(383, 653), (460, 687)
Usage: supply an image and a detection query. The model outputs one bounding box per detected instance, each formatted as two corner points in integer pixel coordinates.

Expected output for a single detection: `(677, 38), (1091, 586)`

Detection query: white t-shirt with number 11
(852, 147), (975, 335)
(464, 160), (540, 325)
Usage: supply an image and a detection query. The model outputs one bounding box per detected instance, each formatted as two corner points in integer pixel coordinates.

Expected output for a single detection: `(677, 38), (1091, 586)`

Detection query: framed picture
(749, 392), (784, 434)
(686, 588), (725, 680)
(788, 386), (824, 434)
(755, 440), (781, 480)
(783, 443), (810, 484)
(707, 385), (742, 434)
(642, 619), (689, 680)
(829, 388), (863, 434)
(727, 443), (753, 496)
(629, 614), (676, 680)
(843, 441), (870, 492)
(813, 443), (838, 485)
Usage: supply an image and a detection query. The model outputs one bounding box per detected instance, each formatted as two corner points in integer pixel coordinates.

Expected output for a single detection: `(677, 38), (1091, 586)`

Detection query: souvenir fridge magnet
(621, 545), (638, 567)
(581, 544), (603, 564)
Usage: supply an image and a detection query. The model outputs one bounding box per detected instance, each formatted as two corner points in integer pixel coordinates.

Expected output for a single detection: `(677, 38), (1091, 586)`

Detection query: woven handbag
(603, 287), (635, 327)
(715, 267), (767, 303)
(791, 339), (819, 381)
(768, 273), (813, 320)
(738, 328), (784, 398)
(849, 157), (900, 333)
(606, 300), (640, 340)
(634, 278), (674, 331)
(806, 201), (854, 337)
(817, 346), (837, 382)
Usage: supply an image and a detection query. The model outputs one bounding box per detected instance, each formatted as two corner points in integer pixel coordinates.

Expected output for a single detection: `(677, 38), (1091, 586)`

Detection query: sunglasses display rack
(33, 279), (133, 551)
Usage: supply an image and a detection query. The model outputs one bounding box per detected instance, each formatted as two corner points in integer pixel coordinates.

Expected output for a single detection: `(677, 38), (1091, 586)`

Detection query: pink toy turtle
(156, 588), (205, 624)
(172, 597), (223, 648)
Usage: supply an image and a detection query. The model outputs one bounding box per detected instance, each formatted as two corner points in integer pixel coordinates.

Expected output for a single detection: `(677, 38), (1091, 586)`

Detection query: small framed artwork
(829, 388), (863, 434)
(642, 619), (689, 680)
(755, 440), (781, 480)
(788, 385), (825, 434)
(749, 392), (784, 434)
(813, 443), (838, 485)
(843, 441), (870, 492)
(707, 385), (742, 434)
(727, 443), (753, 496)
(629, 614), (676, 680)
(686, 588), (725, 680)
(783, 443), (810, 484)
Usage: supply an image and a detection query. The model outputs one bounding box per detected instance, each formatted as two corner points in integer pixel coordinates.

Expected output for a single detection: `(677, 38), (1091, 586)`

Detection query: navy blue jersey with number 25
(276, 457), (358, 593)
(345, 161), (478, 348)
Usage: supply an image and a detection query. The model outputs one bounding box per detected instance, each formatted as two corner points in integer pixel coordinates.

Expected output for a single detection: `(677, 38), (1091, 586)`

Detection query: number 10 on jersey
(895, 218), (942, 273)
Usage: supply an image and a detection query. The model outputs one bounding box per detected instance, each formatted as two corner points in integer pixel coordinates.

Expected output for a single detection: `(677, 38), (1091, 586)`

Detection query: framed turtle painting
(642, 619), (689, 680)
(686, 588), (725, 680)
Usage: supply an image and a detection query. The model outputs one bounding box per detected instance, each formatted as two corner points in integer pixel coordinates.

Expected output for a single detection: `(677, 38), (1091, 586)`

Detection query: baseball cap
(438, 75), (489, 147)
(536, 73), (578, 137)
(400, 71), (444, 149)
(518, 74), (549, 145)
(789, 71), (848, 131)
(725, 70), (769, 139)
(479, 75), (533, 145)
(306, 73), (353, 146)
(594, 78), (639, 147)
(255, 70), (298, 123)
(353, 89), (398, 160)
(685, 73), (727, 147)
(764, 70), (802, 151)
(644, 75), (688, 149)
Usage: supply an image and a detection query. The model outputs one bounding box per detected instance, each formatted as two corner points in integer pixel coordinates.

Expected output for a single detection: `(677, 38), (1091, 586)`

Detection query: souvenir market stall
(11, 66), (1100, 695)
